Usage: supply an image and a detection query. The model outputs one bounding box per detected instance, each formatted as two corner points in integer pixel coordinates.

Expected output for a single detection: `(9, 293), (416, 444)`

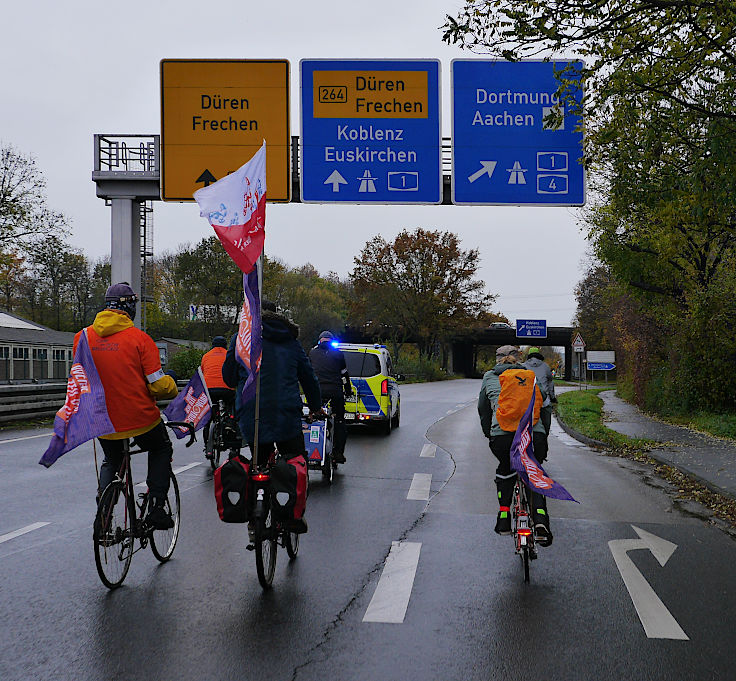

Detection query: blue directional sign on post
(452, 60), (584, 206)
(587, 362), (615, 371)
(516, 319), (547, 339)
(300, 59), (442, 203)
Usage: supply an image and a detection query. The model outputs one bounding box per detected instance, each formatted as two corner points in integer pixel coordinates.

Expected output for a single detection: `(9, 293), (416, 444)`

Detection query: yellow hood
(93, 309), (134, 337)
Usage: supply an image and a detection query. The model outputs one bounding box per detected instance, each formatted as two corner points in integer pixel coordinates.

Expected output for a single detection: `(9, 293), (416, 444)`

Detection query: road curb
(554, 413), (608, 450)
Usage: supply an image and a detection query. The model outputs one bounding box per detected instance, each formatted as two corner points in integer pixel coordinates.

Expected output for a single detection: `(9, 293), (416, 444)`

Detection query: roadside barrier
(0, 381), (186, 424)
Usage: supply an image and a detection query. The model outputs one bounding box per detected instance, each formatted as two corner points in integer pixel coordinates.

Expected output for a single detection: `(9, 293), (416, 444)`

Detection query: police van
(337, 343), (401, 435)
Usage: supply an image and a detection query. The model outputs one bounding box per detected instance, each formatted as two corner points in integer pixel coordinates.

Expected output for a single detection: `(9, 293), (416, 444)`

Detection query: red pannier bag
(214, 454), (250, 522)
(270, 456), (307, 521)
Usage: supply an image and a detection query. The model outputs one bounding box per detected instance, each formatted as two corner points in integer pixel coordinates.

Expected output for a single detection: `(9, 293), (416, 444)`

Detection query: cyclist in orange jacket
(78, 282), (179, 529)
(200, 336), (236, 457)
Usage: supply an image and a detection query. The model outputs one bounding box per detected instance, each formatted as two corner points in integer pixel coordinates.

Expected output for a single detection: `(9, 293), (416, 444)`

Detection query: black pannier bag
(214, 454), (250, 522)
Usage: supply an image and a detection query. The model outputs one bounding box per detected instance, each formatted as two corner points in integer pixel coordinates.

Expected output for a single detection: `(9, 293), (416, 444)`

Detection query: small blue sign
(451, 60), (584, 205)
(587, 362), (616, 371)
(300, 59), (442, 204)
(516, 319), (547, 339)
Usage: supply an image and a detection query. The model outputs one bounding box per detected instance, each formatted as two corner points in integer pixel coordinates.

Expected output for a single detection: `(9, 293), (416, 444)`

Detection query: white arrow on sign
(608, 525), (688, 640)
(467, 161), (497, 183)
(324, 170), (348, 192)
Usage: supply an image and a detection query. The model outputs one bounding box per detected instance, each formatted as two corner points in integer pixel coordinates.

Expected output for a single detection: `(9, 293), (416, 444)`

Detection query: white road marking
(420, 443), (436, 458)
(363, 541), (422, 623)
(445, 409), (455, 415)
(407, 473), (432, 500)
(608, 525), (689, 640)
(0, 432), (54, 445)
(136, 461), (203, 487)
(0, 522), (50, 544)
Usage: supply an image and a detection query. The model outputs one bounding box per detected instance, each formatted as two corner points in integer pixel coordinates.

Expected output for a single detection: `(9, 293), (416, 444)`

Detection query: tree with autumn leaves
(351, 228), (494, 360)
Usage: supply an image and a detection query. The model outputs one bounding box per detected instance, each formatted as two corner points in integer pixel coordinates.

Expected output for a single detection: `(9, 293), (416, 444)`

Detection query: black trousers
(322, 390), (347, 456)
(248, 434), (306, 468)
(98, 421), (173, 500)
(489, 431), (549, 512)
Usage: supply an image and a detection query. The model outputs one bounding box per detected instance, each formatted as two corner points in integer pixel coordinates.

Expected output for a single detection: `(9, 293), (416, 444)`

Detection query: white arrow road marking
(363, 541), (422, 623)
(608, 525), (689, 640)
(324, 169), (347, 192)
(420, 443), (436, 458)
(0, 522), (50, 544)
(467, 160), (497, 183)
(407, 473), (432, 500)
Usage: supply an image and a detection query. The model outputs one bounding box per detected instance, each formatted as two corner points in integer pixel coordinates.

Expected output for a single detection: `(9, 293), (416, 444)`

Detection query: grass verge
(556, 389), (736, 531)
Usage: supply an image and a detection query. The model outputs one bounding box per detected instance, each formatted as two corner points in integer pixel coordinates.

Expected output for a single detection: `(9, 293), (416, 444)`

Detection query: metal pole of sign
(252, 254), (263, 467)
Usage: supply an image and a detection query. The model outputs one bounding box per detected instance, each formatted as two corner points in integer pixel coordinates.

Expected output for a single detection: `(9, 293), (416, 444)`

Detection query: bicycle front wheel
(94, 481), (134, 589)
(150, 472), (181, 562)
(207, 421), (220, 470)
(254, 505), (277, 589)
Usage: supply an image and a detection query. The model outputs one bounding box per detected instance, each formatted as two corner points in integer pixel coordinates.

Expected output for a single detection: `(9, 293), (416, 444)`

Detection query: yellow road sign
(160, 59), (290, 202)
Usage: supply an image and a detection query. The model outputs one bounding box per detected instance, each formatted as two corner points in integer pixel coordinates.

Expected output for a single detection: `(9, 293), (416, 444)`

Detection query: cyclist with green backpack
(478, 344), (553, 546)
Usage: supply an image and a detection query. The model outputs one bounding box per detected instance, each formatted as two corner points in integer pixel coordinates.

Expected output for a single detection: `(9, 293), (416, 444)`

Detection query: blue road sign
(587, 362), (616, 371)
(516, 319), (547, 339)
(451, 60), (584, 205)
(300, 59), (442, 204)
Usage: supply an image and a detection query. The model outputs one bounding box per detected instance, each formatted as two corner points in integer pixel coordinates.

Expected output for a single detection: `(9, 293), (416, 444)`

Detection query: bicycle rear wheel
(94, 481), (134, 589)
(150, 472), (181, 562)
(254, 505), (277, 588)
(207, 421), (220, 471)
(285, 530), (299, 559)
(522, 546), (530, 583)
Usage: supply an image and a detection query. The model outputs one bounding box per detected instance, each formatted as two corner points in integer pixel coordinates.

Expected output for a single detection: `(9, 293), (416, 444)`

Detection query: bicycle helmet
(105, 282), (138, 319)
(212, 336), (227, 348)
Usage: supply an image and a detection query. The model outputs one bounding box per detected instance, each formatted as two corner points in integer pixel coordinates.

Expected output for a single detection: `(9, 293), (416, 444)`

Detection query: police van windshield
(343, 351), (381, 378)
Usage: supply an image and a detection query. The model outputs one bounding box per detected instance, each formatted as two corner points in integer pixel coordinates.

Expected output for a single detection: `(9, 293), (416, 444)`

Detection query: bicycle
(511, 476), (538, 583)
(93, 421), (195, 589)
(246, 451), (303, 589)
(205, 396), (241, 470)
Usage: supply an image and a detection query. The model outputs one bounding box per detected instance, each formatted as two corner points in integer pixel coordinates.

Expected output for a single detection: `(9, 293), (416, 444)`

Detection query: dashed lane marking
(136, 461), (204, 487)
(420, 443), (436, 458)
(363, 541), (422, 623)
(0, 522), (50, 545)
(0, 432), (54, 445)
(407, 473), (432, 500)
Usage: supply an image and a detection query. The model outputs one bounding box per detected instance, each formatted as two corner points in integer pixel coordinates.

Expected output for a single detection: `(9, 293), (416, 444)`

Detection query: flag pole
(252, 254), (263, 467)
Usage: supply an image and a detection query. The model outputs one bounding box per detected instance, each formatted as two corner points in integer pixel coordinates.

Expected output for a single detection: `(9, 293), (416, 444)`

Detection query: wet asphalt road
(1, 379), (735, 681)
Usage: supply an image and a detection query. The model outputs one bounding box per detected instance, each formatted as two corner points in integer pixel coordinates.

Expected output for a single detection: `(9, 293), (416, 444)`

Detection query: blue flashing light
(330, 341), (340, 348)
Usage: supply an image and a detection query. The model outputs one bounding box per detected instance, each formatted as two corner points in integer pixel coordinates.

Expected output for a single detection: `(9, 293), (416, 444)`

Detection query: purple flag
(39, 329), (115, 467)
(509, 380), (577, 502)
(234, 267), (262, 405)
(163, 367), (212, 439)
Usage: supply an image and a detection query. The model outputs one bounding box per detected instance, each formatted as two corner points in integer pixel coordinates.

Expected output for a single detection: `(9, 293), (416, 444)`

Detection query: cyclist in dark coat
(308, 331), (353, 463)
(222, 304), (322, 466)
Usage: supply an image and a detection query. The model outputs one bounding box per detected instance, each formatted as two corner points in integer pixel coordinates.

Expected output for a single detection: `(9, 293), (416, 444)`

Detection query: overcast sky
(1, 0), (590, 327)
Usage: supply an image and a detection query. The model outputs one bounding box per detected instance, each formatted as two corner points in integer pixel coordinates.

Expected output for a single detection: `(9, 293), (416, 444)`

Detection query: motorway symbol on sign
(300, 59), (442, 204)
(587, 362), (615, 371)
(609, 525), (688, 640)
(160, 59), (291, 202)
(515, 319), (547, 338)
(451, 60), (585, 205)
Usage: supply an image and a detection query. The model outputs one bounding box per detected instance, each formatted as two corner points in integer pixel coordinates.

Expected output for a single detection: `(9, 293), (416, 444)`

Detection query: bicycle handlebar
(164, 420), (197, 447)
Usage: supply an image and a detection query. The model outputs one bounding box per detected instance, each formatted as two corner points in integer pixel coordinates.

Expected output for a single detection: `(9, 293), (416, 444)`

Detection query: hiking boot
(494, 510), (511, 535)
(533, 511), (553, 547)
(287, 517), (308, 534)
(333, 452), (346, 464)
(147, 499), (174, 530)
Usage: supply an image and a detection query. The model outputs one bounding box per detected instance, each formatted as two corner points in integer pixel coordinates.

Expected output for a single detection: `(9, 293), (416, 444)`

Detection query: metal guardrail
(0, 381), (188, 425)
